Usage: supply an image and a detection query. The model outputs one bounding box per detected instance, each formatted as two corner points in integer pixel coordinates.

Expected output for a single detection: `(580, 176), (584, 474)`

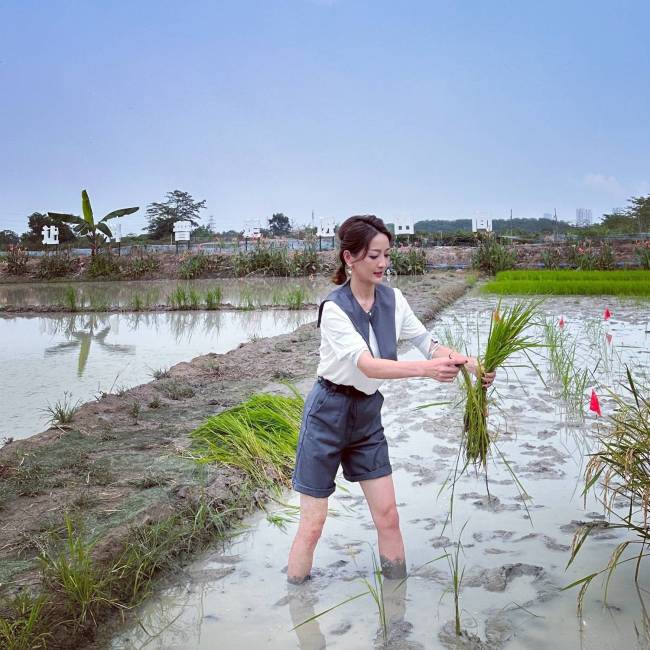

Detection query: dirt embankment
(0, 272), (471, 647)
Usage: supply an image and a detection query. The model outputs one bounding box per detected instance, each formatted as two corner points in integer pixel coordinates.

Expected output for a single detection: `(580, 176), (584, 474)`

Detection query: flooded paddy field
(1, 309), (312, 441)
(102, 295), (650, 650)
(0, 276), (420, 311)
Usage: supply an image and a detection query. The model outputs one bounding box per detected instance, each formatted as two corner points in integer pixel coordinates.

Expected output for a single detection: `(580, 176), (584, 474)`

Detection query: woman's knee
(374, 503), (400, 533)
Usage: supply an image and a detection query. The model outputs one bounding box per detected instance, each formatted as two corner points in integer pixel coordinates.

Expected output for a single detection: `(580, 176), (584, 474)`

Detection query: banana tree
(49, 190), (139, 256)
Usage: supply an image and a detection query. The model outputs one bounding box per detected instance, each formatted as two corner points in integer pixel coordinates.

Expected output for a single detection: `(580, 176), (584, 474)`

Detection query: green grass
(0, 592), (51, 650)
(189, 391), (303, 490)
(483, 270), (650, 296)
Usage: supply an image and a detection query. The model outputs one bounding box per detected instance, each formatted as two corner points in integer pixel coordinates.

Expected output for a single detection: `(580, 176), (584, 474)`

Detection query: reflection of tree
(165, 312), (223, 344)
(44, 314), (135, 376)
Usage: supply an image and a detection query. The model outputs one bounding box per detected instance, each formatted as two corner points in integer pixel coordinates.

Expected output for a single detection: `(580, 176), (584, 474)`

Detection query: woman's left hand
(466, 357), (496, 388)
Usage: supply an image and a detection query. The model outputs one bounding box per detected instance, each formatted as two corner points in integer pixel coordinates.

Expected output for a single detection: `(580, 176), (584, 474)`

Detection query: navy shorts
(292, 378), (392, 498)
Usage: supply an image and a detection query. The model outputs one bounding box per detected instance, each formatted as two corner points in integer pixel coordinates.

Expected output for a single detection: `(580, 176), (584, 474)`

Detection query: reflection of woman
(287, 216), (494, 584)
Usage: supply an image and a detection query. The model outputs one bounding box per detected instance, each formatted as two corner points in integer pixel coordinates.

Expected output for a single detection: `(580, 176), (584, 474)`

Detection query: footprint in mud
(511, 532), (570, 552)
(559, 519), (618, 540)
(408, 516), (439, 531)
(518, 459), (566, 479)
(468, 494), (520, 513)
(464, 563), (546, 592)
(472, 530), (515, 543)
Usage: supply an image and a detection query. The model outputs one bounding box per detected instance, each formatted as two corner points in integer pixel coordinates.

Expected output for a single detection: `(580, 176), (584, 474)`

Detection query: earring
(345, 266), (352, 276)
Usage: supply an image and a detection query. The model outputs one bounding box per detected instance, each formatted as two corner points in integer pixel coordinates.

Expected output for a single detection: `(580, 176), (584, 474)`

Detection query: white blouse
(316, 287), (436, 395)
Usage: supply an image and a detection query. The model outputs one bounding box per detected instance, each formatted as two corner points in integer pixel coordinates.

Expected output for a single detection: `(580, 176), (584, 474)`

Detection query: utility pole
(554, 208), (558, 242)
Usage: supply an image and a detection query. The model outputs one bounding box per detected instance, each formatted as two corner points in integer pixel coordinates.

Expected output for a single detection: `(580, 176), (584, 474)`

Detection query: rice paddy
(483, 269), (650, 296)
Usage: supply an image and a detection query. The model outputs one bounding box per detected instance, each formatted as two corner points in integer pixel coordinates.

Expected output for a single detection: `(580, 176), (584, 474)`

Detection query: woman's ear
(342, 250), (354, 266)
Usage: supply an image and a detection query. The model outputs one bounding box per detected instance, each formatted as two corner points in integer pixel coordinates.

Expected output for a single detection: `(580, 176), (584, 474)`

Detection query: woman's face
(345, 233), (391, 285)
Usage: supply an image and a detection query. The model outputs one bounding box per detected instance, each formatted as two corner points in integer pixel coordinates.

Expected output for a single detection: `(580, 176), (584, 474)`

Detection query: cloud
(583, 173), (625, 195)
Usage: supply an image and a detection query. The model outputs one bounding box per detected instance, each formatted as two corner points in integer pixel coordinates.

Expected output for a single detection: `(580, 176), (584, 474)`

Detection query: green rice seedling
(188, 287), (201, 309)
(460, 299), (541, 466)
(130, 292), (144, 311)
(0, 591), (51, 650)
(190, 391), (303, 490)
(239, 286), (256, 310)
(444, 522), (468, 636)
(63, 285), (78, 311)
(286, 286), (308, 310)
(43, 391), (81, 426)
(168, 285), (188, 309)
(565, 369), (650, 611)
(483, 269), (650, 296)
(39, 514), (114, 624)
(205, 286), (223, 310)
(88, 296), (109, 311)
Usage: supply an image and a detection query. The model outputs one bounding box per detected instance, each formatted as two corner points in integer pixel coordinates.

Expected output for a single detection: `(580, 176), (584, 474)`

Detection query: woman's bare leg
(360, 475), (406, 579)
(287, 494), (328, 584)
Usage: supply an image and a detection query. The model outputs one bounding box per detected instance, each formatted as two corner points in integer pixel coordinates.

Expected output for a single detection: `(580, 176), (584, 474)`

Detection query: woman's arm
(356, 351), (468, 382)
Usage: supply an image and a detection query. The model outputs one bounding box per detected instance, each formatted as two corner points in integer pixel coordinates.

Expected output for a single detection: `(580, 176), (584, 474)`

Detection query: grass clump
(0, 592), (51, 650)
(178, 253), (214, 280)
(389, 248), (427, 275)
(4, 246), (29, 275)
(484, 269), (650, 296)
(86, 253), (121, 279)
(61, 286), (80, 311)
(39, 515), (113, 625)
(155, 379), (195, 400)
(123, 254), (160, 279)
(44, 391), (81, 426)
(36, 253), (76, 279)
(285, 286), (308, 310)
(565, 369), (650, 609)
(190, 391), (303, 490)
(471, 237), (517, 275)
(205, 286), (223, 309)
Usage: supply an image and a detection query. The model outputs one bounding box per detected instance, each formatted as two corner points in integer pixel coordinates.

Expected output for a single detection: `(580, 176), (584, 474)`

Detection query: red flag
(604, 307), (612, 321)
(589, 390), (602, 417)
(559, 315), (565, 329)
(606, 333), (612, 345)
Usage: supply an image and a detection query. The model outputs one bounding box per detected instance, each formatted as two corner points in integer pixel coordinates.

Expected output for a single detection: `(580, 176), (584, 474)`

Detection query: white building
(576, 208), (592, 227)
(393, 216), (415, 236)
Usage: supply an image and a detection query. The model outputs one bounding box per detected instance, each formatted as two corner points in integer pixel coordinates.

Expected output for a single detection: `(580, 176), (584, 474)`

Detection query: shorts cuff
(343, 463), (392, 483)
(292, 480), (335, 498)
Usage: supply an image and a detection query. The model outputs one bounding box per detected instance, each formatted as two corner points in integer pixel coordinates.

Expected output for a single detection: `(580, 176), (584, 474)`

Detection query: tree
(600, 210), (638, 234)
(0, 230), (20, 249)
(145, 190), (207, 240)
(21, 212), (77, 247)
(268, 212), (291, 236)
(49, 190), (139, 256)
(625, 195), (650, 232)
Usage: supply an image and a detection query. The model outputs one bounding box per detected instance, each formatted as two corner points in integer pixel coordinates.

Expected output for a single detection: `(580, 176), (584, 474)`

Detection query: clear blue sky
(1, 0), (649, 235)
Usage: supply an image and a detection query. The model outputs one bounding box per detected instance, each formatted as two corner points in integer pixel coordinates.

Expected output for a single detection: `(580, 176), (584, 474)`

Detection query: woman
(287, 215), (494, 584)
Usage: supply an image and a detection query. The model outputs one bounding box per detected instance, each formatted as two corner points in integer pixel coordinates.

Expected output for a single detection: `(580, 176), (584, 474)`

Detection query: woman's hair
(332, 215), (393, 284)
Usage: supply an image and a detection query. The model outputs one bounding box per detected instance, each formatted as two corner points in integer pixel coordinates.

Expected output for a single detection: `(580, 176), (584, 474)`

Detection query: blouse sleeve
(320, 301), (371, 364)
(394, 288), (439, 358)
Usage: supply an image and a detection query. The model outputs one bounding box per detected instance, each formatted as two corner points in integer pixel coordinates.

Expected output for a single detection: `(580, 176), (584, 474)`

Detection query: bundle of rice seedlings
(460, 299), (541, 466)
(189, 390), (303, 491)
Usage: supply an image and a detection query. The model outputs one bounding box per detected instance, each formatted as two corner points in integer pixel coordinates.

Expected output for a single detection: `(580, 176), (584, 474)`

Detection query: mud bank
(0, 271), (471, 648)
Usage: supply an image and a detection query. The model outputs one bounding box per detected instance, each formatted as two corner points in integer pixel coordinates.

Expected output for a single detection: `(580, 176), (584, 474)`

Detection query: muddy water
(104, 296), (650, 649)
(0, 310), (313, 441)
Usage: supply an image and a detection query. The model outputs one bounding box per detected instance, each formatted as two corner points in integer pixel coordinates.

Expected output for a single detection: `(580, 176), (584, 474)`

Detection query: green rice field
(483, 269), (650, 296)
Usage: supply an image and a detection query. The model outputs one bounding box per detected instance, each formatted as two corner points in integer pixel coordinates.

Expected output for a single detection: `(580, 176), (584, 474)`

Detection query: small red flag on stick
(559, 315), (565, 329)
(606, 333), (612, 345)
(604, 307), (612, 321)
(589, 389), (602, 417)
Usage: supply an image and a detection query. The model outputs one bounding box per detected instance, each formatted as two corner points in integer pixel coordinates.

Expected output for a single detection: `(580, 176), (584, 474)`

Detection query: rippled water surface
(103, 295), (650, 649)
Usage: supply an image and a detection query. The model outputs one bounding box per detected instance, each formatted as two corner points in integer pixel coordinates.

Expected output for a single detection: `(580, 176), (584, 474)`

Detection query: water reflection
(44, 314), (135, 376)
(1, 309), (314, 440)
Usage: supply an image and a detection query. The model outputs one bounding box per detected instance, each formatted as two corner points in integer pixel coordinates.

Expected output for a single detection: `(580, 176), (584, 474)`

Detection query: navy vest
(317, 282), (397, 360)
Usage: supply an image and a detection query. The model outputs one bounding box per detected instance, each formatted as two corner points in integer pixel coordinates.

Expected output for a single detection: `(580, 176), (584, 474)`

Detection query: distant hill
(413, 217), (573, 234)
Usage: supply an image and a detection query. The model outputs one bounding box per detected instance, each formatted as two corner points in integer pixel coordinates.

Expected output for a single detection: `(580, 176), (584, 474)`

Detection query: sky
(1, 0), (649, 236)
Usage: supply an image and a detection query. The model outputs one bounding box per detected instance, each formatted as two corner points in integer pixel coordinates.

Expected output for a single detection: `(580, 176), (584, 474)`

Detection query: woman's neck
(349, 275), (375, 303)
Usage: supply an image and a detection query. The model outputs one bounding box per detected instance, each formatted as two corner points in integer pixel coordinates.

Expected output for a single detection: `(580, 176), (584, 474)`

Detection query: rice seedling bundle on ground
(460, 299), (541, 467)
(190, 391), (303, 491)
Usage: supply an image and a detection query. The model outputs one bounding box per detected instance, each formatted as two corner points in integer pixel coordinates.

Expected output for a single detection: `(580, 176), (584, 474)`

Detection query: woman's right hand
(423, 356), (468, 382)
